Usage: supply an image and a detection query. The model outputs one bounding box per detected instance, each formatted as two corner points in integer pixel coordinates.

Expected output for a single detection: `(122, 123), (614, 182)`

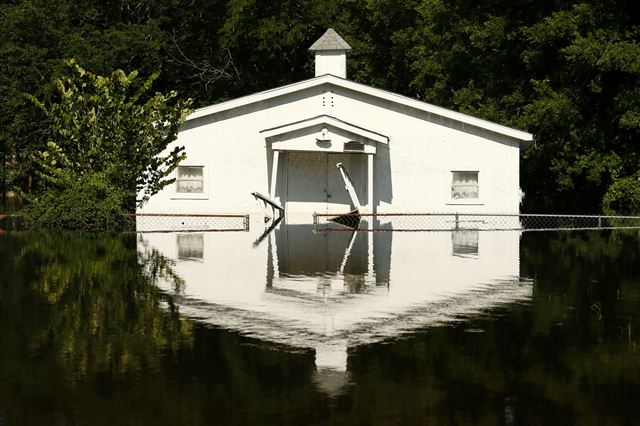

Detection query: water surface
(0, 227), (639, 425)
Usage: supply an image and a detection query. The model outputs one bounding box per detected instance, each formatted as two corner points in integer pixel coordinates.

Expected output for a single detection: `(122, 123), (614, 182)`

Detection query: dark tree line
(1, 0), (639, 213)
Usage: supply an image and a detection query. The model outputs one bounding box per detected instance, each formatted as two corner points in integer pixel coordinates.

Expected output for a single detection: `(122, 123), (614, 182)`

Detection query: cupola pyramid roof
(308, 28), (352, 51)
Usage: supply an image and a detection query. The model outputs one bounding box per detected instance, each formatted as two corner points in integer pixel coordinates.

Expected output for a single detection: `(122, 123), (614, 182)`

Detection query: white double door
(285, 151), (366, 217)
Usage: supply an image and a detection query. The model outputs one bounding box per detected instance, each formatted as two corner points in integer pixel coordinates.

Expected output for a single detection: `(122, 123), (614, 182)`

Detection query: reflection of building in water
(452, 230), (479, 258)
(138, 220), (531, 392)
(177, 234), (204, 261)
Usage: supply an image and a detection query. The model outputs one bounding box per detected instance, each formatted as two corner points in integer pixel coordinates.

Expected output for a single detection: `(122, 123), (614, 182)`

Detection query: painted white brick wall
(139, 83), (522, 218)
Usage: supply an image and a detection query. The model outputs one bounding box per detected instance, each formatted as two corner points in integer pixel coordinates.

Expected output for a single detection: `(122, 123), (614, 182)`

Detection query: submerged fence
(3, 211), (640, 233)
(134, 213), (250, 232)
(313, 213), (640, 232)
(0, 213), (250, 232)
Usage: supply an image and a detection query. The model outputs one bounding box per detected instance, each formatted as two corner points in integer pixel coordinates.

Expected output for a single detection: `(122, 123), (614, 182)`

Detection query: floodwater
(0, 225), (639, 425)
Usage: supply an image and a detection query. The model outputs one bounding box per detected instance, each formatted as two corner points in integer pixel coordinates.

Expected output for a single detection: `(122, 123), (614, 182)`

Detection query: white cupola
(308, 28), (352, 79)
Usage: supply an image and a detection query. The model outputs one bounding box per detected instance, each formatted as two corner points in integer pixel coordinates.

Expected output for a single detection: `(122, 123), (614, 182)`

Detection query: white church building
(138, 29), (533, 224)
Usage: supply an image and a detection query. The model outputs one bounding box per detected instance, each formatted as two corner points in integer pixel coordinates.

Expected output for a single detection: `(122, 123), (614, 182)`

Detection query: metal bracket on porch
(252, 191), (285, 222)
(329, 163), (362, 229)
(336, 163), (361, 210)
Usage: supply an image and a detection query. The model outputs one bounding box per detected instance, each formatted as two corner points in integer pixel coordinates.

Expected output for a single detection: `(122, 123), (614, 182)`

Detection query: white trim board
(260, 114), (390, 144)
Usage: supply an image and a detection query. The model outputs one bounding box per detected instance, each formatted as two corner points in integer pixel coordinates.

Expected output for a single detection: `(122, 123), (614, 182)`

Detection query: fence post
(455, 213), (459, 230)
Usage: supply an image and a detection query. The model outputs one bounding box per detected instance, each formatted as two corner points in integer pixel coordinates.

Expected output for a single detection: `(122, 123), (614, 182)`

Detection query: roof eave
(186, 74), (534, 143)
(186, 75), (332, 122)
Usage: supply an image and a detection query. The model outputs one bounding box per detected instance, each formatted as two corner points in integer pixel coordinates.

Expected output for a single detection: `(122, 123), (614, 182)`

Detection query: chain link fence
(135, 213), (249, 232)
(0, 213), (250, 232)
(3, 211), (640, 233)
(313, 213), (640, 232)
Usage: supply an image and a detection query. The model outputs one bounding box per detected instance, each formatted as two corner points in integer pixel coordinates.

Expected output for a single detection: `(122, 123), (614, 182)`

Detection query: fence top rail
(2, 213), (249, 218)
(517, 214), (640, 219)
(314, 226), (640, 233)
(313, 212), (640, 219)
(132, 213), (249, 218)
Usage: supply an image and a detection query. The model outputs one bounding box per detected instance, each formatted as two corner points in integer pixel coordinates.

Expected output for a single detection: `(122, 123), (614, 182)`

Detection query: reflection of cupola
(309, 28), (352, 78)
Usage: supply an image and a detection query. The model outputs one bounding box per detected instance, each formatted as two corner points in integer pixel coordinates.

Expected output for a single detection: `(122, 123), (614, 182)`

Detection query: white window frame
(172, 165), (209, 200)
(446, 169), (484, 205)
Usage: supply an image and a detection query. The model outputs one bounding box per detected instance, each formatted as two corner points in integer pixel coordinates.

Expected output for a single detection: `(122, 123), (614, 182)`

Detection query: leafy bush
(603, 173), (640, 215)
(24, 174), (130, 231)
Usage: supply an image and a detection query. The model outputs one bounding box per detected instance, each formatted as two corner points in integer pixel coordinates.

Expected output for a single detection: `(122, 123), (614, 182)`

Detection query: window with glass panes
(451, 171), (479, 199)
(176, 166), (204, 193)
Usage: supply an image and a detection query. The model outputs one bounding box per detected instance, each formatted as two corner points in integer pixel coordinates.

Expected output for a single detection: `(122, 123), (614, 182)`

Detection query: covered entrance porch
(261, 115), (387, 223)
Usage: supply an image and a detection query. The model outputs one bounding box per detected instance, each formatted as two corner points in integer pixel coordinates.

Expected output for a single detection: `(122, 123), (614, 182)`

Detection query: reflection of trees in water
(522, 229), (640, 338)
(1, 232), (193, 383)
(343, 230), (640, 424)
(138, 234), (186, 294)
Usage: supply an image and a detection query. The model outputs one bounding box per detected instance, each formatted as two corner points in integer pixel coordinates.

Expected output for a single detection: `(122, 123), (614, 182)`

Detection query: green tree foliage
(28, 60), (192, 211)
(23, 173), (130, 231)
(338, 0), (640, 213)
(0, 0), (167, 205)
(515, 2), (640, 213)
(603, 171), (640, 215)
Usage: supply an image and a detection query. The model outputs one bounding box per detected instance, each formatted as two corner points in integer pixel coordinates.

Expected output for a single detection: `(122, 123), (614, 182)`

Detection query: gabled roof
(260, 114), (390, 144)
(187, 74), (533, 142)
(308, 28), (352, 51)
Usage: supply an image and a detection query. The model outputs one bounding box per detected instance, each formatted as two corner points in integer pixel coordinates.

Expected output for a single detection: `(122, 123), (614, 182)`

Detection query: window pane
(452, 171), (477, 185)
(177, 180), (203, 193)
(178, 166), (203, 179)
(452, 185), (479, 199)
